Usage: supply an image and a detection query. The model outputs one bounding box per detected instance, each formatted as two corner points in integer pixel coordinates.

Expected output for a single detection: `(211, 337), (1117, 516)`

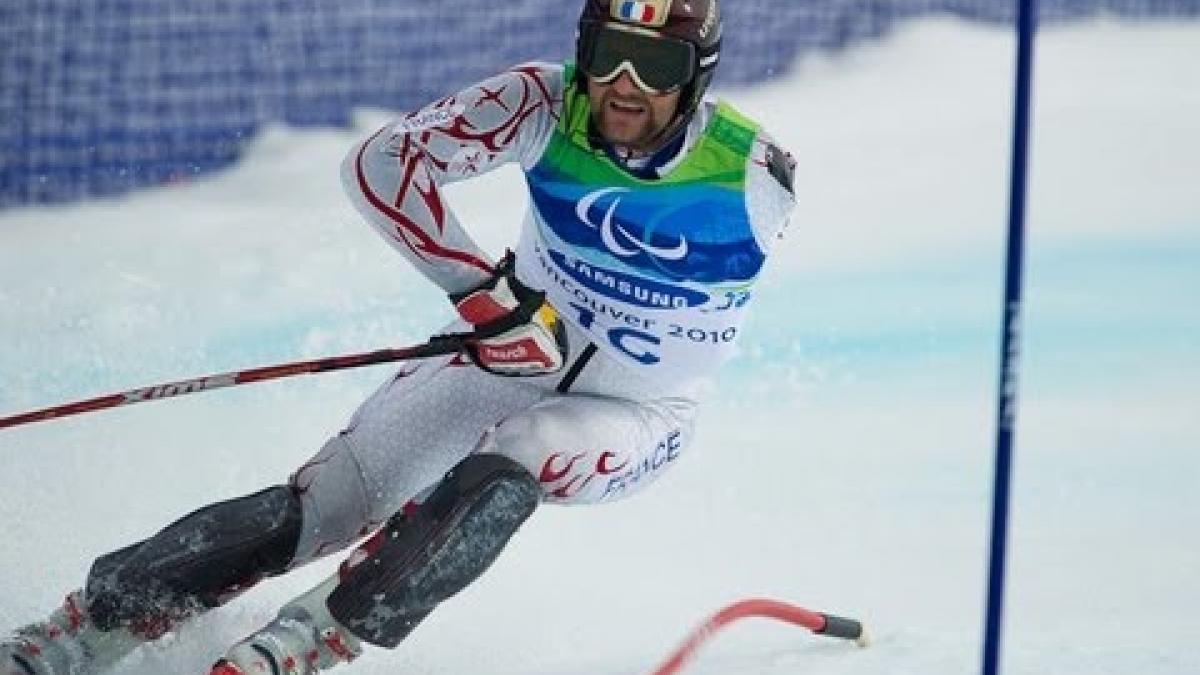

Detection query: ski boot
(1, 591), (144, 675)
(210, 576), (361, 675)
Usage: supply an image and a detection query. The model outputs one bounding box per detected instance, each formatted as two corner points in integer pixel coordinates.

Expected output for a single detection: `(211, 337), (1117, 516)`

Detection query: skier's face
(588, 71), (681, 153)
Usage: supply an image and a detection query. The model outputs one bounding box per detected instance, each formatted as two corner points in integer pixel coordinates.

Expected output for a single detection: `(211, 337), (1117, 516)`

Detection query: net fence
(2, 0), (1197, 207)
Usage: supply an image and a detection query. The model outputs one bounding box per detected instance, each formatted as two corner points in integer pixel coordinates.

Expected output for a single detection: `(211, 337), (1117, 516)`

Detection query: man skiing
(2, 1), (795, 673)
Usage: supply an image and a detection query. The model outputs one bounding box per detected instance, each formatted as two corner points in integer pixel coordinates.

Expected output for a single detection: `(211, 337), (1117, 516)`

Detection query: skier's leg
(213, 453), (540, 674)
(328, 391), (699, 646)
(0, 486), (304, 675)
(85, 485), (304, 635)
(327, 453), (541, 646)
(210, 392), (696, 674)
(486, 393), (698, 505)
(287, 355), (548, 565)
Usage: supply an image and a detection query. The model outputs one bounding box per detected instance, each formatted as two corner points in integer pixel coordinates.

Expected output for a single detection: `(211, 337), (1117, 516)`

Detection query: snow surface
(2, 18), (1199, 675)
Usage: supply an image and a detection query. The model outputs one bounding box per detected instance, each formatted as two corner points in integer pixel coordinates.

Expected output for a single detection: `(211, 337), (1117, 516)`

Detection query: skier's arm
(341, 64), (563, 295)
(746, 130), (797, 251)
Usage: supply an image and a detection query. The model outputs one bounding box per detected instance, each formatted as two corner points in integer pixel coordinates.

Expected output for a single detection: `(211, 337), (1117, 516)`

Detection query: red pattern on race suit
(538, 450), (630, 500)
(346, 65), (561, 294)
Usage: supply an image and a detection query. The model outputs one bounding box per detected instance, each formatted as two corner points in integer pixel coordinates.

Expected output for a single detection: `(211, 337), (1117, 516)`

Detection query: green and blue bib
(515, 65), (766, 384)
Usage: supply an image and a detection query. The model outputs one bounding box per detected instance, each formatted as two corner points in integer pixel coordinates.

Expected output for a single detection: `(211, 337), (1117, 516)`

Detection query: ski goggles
(578, 23), (699, 94)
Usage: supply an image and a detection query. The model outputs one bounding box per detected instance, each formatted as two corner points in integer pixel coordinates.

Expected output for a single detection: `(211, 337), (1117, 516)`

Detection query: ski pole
(0, 332), (473, 431)
(650, 598), (869, 675)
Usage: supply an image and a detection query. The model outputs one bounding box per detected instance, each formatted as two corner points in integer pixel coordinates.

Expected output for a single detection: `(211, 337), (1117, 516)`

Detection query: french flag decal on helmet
(613, 0), (671, 28)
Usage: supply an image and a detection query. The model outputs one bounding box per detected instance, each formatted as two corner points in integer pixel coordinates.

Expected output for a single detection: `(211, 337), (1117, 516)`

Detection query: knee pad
(326, 454), (540, 648)
(86, 485), (303, 632)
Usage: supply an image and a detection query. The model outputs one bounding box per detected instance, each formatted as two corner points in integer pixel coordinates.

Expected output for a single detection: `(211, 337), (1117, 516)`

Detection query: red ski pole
(0, 332), (472, 431)
(650, 598), (869, 675)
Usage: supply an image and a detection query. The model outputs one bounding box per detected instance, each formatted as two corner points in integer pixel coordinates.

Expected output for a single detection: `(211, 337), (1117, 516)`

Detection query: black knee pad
(327, 454), (541, 648)
(86, 485), (303, 632)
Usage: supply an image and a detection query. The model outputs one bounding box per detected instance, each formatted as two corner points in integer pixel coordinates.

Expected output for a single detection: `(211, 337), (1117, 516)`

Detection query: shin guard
(85, 485), (303, 635)
(326, 454), (540, 648)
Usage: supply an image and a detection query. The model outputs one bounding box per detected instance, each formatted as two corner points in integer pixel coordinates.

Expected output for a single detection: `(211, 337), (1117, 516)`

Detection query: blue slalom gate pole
(982, 1), (1037, 674)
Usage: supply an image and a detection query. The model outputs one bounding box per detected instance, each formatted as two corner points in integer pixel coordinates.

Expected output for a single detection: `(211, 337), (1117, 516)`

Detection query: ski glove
(450, 252), (567, 376)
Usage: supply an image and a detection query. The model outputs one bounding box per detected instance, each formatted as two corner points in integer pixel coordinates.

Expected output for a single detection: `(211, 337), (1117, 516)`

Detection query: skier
(2, 1), (795, 673)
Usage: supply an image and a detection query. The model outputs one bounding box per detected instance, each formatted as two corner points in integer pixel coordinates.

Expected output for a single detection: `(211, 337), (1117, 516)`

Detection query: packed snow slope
(2, 18), (1198, 675)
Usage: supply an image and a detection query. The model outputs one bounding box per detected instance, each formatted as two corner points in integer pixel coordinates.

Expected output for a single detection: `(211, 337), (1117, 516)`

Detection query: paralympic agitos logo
(575, 187), (689, 262)
(533, 174), (764, 286)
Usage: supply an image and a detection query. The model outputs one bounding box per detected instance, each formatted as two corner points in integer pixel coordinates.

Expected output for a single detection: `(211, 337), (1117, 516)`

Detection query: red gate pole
(651, 598), (869, 675)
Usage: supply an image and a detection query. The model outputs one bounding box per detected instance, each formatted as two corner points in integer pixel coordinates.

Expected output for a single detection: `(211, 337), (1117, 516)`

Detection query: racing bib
(517, 66), (765, 386)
